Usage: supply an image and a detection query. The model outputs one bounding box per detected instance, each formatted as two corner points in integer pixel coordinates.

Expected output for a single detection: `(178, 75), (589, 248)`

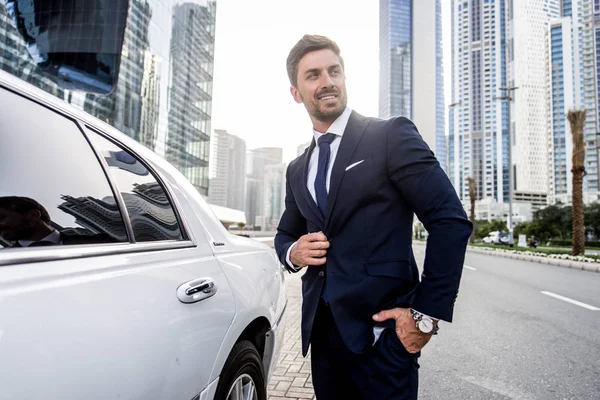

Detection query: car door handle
(177, 278), (217, 304)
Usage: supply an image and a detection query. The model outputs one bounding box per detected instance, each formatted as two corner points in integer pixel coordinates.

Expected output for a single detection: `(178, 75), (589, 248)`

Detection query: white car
(0, 70), (287, 400)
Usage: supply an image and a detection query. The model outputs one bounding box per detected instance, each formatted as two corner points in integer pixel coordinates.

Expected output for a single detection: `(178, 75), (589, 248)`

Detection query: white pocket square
(345, 160), (365, 171)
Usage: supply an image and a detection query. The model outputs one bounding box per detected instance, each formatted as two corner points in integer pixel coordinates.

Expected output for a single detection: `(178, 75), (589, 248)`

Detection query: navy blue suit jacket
(275, 111), (472, 356)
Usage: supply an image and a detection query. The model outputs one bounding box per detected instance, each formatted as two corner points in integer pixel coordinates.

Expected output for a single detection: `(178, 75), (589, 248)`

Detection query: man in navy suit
(274, 35), (472, 399)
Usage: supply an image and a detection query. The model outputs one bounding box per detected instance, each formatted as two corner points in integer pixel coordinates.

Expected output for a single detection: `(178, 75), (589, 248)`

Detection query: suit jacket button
(318, 271), (325, 277)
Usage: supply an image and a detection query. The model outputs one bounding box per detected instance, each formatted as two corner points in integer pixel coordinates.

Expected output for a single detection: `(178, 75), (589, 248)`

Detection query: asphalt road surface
(414, 245), (600, 399)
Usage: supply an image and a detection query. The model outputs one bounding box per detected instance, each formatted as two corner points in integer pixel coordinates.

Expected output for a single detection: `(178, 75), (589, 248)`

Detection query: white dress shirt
(18, 229), (62, 247)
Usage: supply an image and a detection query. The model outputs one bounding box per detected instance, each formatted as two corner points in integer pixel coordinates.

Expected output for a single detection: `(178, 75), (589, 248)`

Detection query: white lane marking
(541, 291), (600, 311)
(464, 265), (477, 271)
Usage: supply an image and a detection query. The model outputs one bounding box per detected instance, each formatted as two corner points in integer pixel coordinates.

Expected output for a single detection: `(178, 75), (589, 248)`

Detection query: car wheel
(214, 340), (267, 400)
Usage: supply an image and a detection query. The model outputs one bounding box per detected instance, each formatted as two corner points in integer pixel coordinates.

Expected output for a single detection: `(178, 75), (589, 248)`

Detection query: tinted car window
(0, 89), (129, 249)
(87, 132), (184, 242)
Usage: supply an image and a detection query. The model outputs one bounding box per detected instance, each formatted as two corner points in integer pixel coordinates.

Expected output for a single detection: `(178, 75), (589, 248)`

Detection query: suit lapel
(324, 111), (369, 228)
(298, 138), (324, 226)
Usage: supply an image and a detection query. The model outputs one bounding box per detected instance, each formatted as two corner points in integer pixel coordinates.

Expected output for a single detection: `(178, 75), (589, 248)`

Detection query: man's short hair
(0, 196), (51, 224)
(286, 34), (344, 88)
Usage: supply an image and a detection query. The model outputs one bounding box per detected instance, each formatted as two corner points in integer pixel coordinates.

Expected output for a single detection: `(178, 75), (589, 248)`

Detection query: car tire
(214, 340), (267, 400)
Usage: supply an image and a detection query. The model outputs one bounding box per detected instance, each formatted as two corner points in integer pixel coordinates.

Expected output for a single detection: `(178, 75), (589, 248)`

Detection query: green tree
(514, 220), (547, 242)
(584, 202), (600, 238)
(475, 219), (507, 239)
(468, 177), (476, 244)
(237, 222), (246, 232)
(533, 204), (572, 240)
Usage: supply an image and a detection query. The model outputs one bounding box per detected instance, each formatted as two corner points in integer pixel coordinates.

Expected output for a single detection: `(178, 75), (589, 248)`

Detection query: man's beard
(304, 91), (348, 123)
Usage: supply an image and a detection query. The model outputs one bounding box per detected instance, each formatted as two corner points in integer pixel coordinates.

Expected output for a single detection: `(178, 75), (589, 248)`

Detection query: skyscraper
(166, 1), (216, 195)
(511, 0), (560, 197)
(245, 148), (283, 228)
(379, 0), (446, 169)
(263, 163), (287, 232)
(208, 129), (247, 211)
(0, 0), (216, 196)
(450, 0), (558, 208)
(547, 0), (600, 204)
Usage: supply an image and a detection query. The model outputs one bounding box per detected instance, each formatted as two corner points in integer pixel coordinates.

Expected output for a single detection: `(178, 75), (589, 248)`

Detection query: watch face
(418, 319), (434, 334)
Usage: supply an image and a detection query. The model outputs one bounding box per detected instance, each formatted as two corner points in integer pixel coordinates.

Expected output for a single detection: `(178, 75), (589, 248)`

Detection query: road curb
(412, 241), (600, 273)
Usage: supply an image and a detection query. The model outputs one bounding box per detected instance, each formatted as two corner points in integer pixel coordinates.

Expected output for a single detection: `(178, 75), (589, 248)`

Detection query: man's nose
(319, 72), (335, 87)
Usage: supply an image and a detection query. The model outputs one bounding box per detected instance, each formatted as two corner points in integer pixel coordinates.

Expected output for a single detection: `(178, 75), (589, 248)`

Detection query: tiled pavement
(267, 271), (316, 400)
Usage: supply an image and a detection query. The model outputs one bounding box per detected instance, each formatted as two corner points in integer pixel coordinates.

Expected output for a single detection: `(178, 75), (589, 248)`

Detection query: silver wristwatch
(410, 309), (439, 335)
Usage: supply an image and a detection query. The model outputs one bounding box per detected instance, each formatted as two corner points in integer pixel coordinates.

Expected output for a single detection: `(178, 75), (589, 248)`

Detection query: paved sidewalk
(268, 271), (316, 400)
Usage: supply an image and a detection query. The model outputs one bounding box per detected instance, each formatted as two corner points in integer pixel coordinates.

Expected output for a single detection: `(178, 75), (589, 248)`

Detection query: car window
(0, 89), (129, 249)
(87, 131), (185, 242)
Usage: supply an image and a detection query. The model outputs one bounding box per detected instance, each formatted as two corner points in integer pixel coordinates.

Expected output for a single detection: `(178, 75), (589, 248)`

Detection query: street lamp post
(494, 87), (518, 245)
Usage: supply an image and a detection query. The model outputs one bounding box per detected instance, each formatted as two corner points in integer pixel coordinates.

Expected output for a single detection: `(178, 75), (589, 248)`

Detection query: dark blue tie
(314, 132), (336, 303)
(314, 133), (337, 217)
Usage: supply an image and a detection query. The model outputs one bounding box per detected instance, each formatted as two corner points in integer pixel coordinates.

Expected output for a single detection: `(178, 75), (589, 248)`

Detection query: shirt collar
(312, 107), (353, 143)
(18, 230), (62, 247)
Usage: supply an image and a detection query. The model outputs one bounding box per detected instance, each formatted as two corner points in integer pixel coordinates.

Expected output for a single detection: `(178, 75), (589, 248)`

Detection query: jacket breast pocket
(363, 260), (418, 282)
(344, 156), (372, 174)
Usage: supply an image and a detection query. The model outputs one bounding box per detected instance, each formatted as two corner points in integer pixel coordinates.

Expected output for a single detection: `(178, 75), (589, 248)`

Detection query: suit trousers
(310, 300), (420, 400)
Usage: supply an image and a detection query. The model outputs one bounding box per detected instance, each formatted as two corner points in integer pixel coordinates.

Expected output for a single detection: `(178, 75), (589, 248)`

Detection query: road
(414, 244), (600, 399)
(267, 244), (600, 399)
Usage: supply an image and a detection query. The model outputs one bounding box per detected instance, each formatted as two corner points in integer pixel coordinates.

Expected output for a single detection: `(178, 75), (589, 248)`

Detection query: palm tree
(237, 221), (246, 233)
(467, 177), (476, 244)
(567, 110), (587, 256)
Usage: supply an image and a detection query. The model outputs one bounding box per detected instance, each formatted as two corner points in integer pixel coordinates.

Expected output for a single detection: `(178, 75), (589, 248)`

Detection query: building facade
(546, 0), (600, 204)
(245, 148), (283, 229)
(0, 0), (216, 195)
(511, 0), (560, 196)
(450, 0), (559, 207)
(379, 0), (446, 169)
(208, 129), (247, 211)
(262, 164), (287, 232)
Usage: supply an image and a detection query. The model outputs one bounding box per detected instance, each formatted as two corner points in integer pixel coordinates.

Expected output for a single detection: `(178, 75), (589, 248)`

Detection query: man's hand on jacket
(290, 232), (330, 268)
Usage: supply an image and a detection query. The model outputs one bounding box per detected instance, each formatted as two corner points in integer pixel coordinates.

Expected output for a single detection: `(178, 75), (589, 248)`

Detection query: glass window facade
(596, 28), (600, 129)
(451, 0), (510, 203)
(562, 0), (572, 17)
(551, 25), (567, 195)
(380, 0), (446, 170)
(0, 0), (216, 196)
(379, 0), (413, 119)
(436, 0), (446, 171)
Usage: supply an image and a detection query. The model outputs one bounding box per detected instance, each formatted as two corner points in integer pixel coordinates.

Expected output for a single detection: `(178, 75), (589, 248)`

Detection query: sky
(211, 0), (452, 163)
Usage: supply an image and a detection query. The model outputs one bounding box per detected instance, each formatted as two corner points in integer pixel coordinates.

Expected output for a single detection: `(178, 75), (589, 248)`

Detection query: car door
(0, 86), (235, 400)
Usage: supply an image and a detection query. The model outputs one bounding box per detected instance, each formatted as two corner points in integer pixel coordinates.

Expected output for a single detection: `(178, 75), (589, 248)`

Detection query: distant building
(379, 0), (445, 169)
(546, 0), (600, 205)
(449, 0), (559, 208)
(208, 129), (246, 211)
(470, 198), (533, 224)
(246, 148), (283, 228)
(263, 164), (287, 231)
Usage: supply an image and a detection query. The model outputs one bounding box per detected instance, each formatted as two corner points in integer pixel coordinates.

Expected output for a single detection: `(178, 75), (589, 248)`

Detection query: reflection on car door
(0, 87), (235, 399)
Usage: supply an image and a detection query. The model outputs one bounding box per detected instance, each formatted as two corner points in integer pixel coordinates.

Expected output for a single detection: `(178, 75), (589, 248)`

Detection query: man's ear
(28, 209), (41, 220)
(290, 86), (303, 104)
